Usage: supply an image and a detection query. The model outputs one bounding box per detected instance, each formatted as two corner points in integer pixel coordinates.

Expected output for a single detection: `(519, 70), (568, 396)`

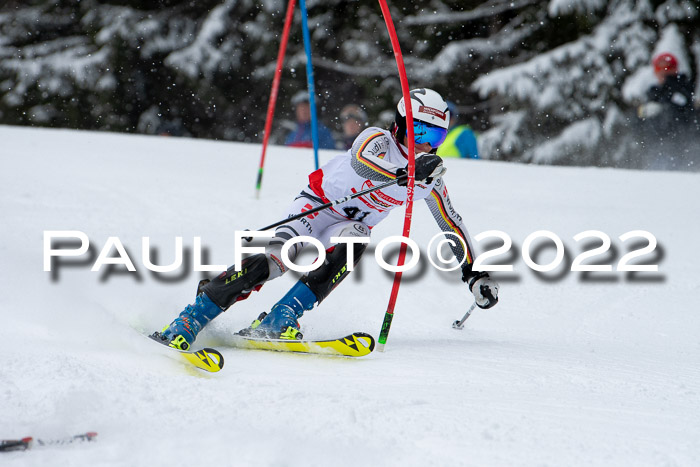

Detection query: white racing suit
(203, 127), (477, 309)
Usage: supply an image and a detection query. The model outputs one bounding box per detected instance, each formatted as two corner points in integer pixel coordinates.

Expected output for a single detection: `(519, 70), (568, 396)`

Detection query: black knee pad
(301, 241), (367, 304)
(202, 253), (270, 309)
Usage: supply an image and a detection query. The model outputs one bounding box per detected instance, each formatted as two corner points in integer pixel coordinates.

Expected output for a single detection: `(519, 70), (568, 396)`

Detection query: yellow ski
(178, 348), (225, 372)
(148, 333), (224, 372)
(225, 332), (375, 357)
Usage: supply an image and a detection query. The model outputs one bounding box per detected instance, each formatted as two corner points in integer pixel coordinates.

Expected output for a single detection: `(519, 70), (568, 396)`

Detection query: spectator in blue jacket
(285, 91), (336, 149)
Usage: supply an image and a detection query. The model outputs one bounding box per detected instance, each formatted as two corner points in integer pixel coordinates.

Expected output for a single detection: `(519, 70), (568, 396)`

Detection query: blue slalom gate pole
(298, 0), (320, 170)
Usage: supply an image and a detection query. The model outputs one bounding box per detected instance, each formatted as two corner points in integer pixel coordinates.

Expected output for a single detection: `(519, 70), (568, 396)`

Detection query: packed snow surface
(1, 126), (698, 466)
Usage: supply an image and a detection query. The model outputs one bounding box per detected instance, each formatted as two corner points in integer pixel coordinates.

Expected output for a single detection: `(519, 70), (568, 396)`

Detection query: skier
(154, 88), (499, 350)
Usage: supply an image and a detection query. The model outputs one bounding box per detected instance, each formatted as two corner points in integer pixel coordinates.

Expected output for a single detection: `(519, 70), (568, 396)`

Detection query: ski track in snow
(1, 125), (699, 466)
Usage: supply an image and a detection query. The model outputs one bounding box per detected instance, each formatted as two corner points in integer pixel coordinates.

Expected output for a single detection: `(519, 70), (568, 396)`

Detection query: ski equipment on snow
(158, 293), (224, 350)
(1, 432), (97, 452)
(239, 280), (316, 339)
(452, 301), (477, 330)
(225, 331), (375, 357)
(149, 332), (225, 372)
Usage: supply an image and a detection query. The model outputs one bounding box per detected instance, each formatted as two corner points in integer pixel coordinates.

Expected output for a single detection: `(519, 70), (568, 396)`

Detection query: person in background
(638, 52), (695, 131)
(285, 91), (336, 149)
(339, 104), (368, 149)
(637, 52), (698, 169)
(436, 101), (479, 159)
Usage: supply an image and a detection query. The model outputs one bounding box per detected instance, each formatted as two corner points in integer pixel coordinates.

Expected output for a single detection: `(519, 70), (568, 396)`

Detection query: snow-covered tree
(0, 0), (294, 140)
(0, 0), (697, 169)
(459, 0), (699, 167)
(0, 0), (411, 141)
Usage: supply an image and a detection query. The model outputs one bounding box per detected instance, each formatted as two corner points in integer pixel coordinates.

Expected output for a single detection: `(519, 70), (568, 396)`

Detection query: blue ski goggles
(410, 120), (448, 148)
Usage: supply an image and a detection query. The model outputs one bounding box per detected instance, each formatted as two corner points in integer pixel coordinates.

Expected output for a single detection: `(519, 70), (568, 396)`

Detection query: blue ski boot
(156, 293), (223, 350)
(240, 281), (317, 340)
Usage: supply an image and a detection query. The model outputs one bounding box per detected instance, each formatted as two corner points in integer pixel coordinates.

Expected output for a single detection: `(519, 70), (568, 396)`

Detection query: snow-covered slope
(1, 125), (698, 466)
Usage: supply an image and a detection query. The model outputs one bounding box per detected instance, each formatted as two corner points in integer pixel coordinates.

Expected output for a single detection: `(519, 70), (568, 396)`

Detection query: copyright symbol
(427, 232), (467, 272)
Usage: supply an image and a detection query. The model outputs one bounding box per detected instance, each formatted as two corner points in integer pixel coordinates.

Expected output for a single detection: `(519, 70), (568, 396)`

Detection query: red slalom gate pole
(255, 0), (297, 198)
(377, 0), (415, 351)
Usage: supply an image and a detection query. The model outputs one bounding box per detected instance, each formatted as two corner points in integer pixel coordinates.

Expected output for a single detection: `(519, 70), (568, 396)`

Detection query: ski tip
(202, 348), (225, 370)
(180, 347), (225, 372)
(335, 332), (375, 356)
(147, 330), (224, 372)
(351, 332), (376, 352)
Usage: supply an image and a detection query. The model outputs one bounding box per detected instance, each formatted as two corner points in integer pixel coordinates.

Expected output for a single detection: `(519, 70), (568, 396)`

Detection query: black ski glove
(396, 153), (444, 186)
(462, 265), (499, 309)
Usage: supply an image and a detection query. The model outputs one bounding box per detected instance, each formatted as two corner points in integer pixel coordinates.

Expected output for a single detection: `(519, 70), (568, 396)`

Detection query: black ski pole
(244, 175), (406, 241)
(452, 301), (477, 329)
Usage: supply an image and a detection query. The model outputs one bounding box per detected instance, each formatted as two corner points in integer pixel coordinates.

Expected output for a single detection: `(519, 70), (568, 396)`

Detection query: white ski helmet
(394, 88), (450, 148)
